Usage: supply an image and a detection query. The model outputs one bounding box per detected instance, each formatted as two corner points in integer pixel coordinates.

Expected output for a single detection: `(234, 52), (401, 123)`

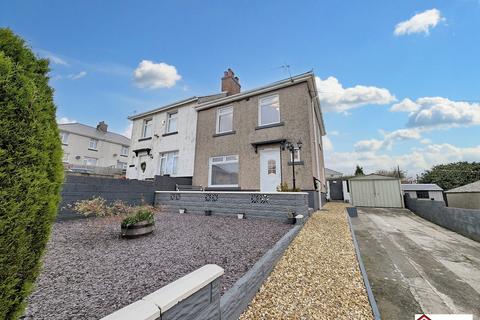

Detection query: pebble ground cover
(241, 202), (374, 319)
(22, 212), (291, 320)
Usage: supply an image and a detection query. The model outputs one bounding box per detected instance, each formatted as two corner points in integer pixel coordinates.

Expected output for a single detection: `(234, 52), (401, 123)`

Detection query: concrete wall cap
(143, 264), (224, 313)
(100, 299), (160, 320)
(155, 190), (309, 195)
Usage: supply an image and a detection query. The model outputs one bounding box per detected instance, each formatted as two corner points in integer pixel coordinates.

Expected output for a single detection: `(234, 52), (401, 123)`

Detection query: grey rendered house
(59, 121), (131, 170)
(193, 70), (327, 208)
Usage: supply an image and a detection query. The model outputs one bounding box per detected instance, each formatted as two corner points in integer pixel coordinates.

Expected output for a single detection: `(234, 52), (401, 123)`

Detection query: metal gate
(328, 180), (344, 200)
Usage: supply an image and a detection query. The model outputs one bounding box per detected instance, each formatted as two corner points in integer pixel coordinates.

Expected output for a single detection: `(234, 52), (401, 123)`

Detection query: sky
(1, 0), (479, 177)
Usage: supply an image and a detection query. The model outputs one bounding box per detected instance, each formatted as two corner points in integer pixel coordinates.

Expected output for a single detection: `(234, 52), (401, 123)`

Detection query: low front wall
(155, 191), (309, 222)
(405, 196), (480, 242)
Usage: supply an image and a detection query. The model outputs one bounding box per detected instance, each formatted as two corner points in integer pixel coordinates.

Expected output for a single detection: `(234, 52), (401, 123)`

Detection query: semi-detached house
(126, 69), (327, 208)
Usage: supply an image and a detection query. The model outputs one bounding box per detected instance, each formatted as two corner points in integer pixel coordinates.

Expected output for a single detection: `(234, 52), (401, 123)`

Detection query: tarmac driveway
(351, 207), (480, 319)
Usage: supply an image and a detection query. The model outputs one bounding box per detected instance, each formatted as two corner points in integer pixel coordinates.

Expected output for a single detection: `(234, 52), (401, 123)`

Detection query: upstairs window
(159, 151), (178, 176)
(121, 146), (129, 156)
(142, 119), (153, 138)
(259, 94), (280, 126)
(216, 106), (233, 133)
(89, 138), (98, 150)
(60, 131), (69, 144)
(166, 112), (178, 133)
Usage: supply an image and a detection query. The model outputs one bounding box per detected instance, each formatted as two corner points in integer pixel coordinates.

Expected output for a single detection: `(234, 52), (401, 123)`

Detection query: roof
(349, 174), (400, 181)
(325, 168), (343, 176)
(127, 93), (228, 120)
(59, 123), (130, 145)
(445, 180), (480, 193)
(401, 184), (443, 191)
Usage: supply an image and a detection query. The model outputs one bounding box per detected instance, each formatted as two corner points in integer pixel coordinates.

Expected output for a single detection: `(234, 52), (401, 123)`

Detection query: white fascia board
(128, 97), (198, 120)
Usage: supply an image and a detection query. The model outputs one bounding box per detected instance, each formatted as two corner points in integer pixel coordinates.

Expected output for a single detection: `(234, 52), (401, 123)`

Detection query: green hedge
(0, 28), (64, 319)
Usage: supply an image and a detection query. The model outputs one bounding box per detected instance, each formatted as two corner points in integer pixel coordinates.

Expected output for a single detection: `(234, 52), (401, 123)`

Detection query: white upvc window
(60, 131), (69, 145)
(121, 146), (129, 156)
(62, 152), (69, 163)
(166, 112), (178, 133)
(290, 148), (301, 162)
(89, 138), (98, 150)
(216, 106), (233, 134)
(142, 119), (153, 138)
(83, 156), (97, 166)
(117, 161), (128, 170)
(259, 94), (280, 126)
(159, 151), (178, 176)
(208, 155), (239, 187)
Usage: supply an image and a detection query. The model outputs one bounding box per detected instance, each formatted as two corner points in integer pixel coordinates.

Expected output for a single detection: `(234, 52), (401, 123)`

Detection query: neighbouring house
(325, 168), (343, 179)
(401, 183), (444, 202)
(348, 174), (404, 208)
(325, 169), (349, 202)
(445, 180), (480, 209)
(192, 69), (327, 209)
(59, 121), (131, 173)
(126, 94), (225, 180)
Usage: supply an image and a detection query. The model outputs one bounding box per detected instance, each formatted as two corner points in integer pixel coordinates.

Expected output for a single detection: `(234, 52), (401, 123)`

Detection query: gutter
(128, 97), (198, 120)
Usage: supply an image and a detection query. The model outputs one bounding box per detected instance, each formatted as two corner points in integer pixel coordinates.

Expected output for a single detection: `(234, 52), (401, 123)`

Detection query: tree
(376, 168), (407, 179)
(354, 165), (364, 176)
(0, 29), (63, 319)
(418, 161), (480, 191)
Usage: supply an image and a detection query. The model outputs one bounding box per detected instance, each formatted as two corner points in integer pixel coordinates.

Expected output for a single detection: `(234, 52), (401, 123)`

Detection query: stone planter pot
(179, 208), (186, 214)
(121, 220), (154, 238)
(286, 217), (296, 225)
(237, 213), (245, 219)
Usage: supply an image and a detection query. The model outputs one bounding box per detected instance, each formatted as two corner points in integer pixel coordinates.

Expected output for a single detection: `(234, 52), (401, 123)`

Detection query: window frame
(142, 118), (153, 138)
(60, 131), (69, 145)
(258, 94), (280, 126)
(216, 106), (234, 134)
(117, 160), (128, 170)
(159, 150), (179, 176)
(121, 145), (129, 156)
(208, 154), (239, 188)
(83, 156), (98, 166)
(166, 111), (178, 134)
(416, 190), (430, 199)
(62, 152), (69, 163)
(89, 138), (98, 150)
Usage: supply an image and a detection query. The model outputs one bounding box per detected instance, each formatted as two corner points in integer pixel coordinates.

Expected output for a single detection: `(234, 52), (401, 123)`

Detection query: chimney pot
(97, 121), (108, 133)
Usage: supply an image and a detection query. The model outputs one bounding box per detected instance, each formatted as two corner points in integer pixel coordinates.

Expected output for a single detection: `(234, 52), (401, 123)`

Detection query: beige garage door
(350, 176), (403, 208)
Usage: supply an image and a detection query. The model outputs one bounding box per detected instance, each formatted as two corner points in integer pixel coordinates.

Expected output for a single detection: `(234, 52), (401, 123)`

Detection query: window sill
(138, 137), (152, 141)
(255, 121), (284, 130)
(213, 130), (236, 137)
(162, 131), (178, 137)
(288, 161), (304, 166)
(205, 186), (241, 191)
(88, 148), (98, 152)
(62, 143), (68, 146)
(120, 154), (128, 157)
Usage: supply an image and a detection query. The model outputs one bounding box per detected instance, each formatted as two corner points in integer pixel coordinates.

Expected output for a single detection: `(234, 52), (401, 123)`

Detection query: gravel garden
(21, 203), (292, 320)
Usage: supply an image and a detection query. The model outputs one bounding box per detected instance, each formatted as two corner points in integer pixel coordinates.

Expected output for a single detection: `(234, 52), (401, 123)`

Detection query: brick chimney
(96, 121), (108, 133)
(221, 68), (241, 96)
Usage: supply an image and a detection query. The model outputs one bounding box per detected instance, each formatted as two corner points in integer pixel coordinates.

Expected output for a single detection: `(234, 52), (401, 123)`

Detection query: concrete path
(351, 207), (480, 320)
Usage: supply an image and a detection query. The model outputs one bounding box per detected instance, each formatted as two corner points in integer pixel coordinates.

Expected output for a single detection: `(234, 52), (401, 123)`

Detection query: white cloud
(133, 60), (181, 89)
(354, 128), (422, 151)
(315, 76), (396, 113)
(68, 71), (87, 80)
(326, 143), (480, 176)
(354, 139), (383, 152)
(394, 9), (444, 36)
(57, 117), (76, 124)
(323, 136), (334, 152)
(37, 50), (69, 66)
(329, 130), (340, 136)
(122, 123), (133, 139)
(420, 138), (432, 145)
(392, 97), (480, 129)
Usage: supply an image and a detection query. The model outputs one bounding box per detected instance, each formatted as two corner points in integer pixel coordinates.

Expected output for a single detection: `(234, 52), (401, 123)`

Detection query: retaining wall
(59, 175), (192, 220)
(405, 196), (480, 242)
(155, 191), (309, 222)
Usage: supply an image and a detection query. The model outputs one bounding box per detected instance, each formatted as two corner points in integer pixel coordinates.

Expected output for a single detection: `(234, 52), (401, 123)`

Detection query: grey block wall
(155, 192), (309, 222)
(59, 175), (192, 221)
(162, 279), (220, 320)
(405, 196), (480, 242)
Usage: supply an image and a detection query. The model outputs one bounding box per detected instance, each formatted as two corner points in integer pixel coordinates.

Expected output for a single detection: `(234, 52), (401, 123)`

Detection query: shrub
(0, 29), (63, 319)
(121, 210), (155, 228)
(71, 197), (156, 217)
(276, 182), (301, 192)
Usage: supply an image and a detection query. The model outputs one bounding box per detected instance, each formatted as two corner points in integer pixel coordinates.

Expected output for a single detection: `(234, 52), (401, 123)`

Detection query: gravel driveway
(22, 212), (292, 320)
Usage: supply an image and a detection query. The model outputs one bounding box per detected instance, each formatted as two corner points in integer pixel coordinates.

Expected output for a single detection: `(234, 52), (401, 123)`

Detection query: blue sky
(1, 0), (479, 176)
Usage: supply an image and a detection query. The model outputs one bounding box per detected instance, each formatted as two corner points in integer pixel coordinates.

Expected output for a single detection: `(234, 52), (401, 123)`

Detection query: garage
(349, 174), (404, 208)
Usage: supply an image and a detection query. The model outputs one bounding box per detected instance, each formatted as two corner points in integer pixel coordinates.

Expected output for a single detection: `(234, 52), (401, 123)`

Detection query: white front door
(260, 148), (281, 192)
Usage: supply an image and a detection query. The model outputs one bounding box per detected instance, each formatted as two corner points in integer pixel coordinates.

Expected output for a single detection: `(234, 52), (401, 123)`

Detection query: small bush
(276, 182), (301, 192)
(71, 197), (156, 218)
(121, 210), (154, 228)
